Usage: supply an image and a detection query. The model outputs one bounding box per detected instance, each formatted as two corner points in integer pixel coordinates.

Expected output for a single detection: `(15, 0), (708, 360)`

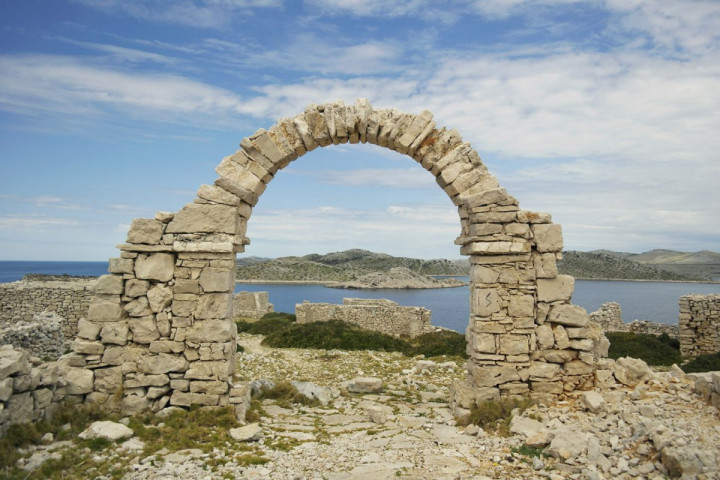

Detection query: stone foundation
(679, 294), (720, 358)
(0, 277), (95, 338)
(295, 298), (432, 338)
(234, 291), (273, 319)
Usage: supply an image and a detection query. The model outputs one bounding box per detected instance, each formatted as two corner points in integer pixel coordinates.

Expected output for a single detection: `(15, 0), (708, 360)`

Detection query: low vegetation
(606, 331), (683, 366)
(682, 352), (720, 373)
(466, 397), (535, 436)
(238, 313), (467, 359)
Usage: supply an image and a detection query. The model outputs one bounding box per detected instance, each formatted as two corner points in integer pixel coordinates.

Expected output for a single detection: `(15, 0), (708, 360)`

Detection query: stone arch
(71, 99), (607, 416)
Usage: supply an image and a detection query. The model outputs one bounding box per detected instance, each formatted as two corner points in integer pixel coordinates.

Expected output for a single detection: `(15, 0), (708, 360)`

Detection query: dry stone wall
(73, 99), (610, 414)
(234, 291), (273, 319)
(588, 302), (678, 338)
(0, 344), (66, 436)
(0, 278), (95, 338)
(295, 298), (432, 338)
(679, 294), (720, 358)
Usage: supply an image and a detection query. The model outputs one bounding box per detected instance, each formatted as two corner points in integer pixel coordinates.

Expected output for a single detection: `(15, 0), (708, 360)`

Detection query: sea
(1, 261), (718, 333)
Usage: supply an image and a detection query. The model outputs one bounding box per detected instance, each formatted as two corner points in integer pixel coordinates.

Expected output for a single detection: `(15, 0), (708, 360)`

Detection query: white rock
(229, 423), (263, 442)
(581, 391), (606, 413)
(79, 421), (134, 442)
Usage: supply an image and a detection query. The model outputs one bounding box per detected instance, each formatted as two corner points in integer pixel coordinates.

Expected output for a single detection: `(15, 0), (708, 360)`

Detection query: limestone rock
(290, 380), (334, 405)
(0, 346), (31, 381)
(135, 253), (175, 282)
(537, 275), (574, 303)
(347, 377), (383, 394)
(79, 421), (134, 442)
(127, 218), (164, 245)
(531, 224), (563, 252)
(548, 304), (589, 327)
(547, 429), (589, 460)
(614, 356), (652, 386)
(229, 423), (263, 442)
(94, 275), (124, 295)
(166, 203), (239, 234)
(62, 366), (94, 394)
(509, 416), (543, 438)
(581, 391), (606, 413)
(147, 284), (173, 313)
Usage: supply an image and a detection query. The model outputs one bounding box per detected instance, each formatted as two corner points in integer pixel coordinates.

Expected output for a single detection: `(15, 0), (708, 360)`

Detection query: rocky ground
(14, 333), (720, 479)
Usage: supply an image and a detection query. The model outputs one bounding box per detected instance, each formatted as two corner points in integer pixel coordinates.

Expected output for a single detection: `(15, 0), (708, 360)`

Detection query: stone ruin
(295, 298), (433, 338)
(679, 294), (720, 358)
(233, 291), (273, 320)
(64, 99), (611, 415)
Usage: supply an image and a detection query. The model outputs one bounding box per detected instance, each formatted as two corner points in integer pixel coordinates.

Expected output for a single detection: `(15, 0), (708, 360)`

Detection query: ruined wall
(627, 320), (678, 338)
(234, 291), (274, 319)
(0, 278), (95, 338)
(679, 294), (720, 358)
(0, 345), (66, 436)
(589, 302), (625, 332)
(295, 298), (432, 338)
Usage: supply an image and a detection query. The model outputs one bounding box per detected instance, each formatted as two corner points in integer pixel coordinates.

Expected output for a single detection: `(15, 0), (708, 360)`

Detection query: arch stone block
(71, 99), (607, 416)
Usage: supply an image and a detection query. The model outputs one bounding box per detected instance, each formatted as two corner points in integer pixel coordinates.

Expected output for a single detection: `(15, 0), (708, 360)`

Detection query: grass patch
(467, 397), (535, 436)
(236, 312), (296, 335)
(682, 351), (720, 373)
(254, 381), (319, 408)
(129, 405), (240, 455)
(0, 402), (108, 471)
(257, 316), (467, 358)
(606, 331), (683, 366)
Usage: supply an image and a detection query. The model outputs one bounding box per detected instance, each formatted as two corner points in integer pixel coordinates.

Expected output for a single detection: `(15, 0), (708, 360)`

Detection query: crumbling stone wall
(234, 291), (273, 319)
(0, 312), (66, 360)
(627, 320), (678, 338)
(679, 294), (720, 358)
(0, 344), (66, 436)
(295, 298), (432, 338)
(589, 302), (625, 332)
(72, 99), (610, 414)
(0, 278), (94, 338)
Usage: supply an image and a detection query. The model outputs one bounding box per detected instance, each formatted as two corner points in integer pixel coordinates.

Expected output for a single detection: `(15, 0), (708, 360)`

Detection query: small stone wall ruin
(679, 294), (720, 358)
(0, 277), (95, 339)
(65, 99), (614, 415)
(295, 298), (432, 338)
(588, 302), (678, 338)
(233, 291), (274, 319)
(0, 344), (66, 436)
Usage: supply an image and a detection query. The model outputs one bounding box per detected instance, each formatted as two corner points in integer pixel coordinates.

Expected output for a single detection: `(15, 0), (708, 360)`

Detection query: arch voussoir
(71, 98), (607, 417)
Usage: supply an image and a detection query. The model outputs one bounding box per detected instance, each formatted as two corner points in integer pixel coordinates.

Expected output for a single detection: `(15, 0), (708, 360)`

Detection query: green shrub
(236, 312), (296, 335)
(682, 352), (720, 373)
(407, 330), (468, 359)
(606, 332), (683, 366)
(261, 319), (409, 353)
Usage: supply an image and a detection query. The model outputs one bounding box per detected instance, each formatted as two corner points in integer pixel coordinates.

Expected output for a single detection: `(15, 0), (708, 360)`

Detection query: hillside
(236, 249), (468, 283)
(236, 248), (718, 283)
(557, 251), (708, 281)
(328, 267), (466, 289)
(590, 249), (720, 281)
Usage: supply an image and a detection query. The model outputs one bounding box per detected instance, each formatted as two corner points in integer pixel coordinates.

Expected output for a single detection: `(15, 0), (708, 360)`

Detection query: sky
(0, 0), (719, 261)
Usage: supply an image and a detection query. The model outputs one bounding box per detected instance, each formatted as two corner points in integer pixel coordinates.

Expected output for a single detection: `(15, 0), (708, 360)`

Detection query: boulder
(614, 356), (652, 386)
(229, 423), (263, 442)
(291, 381), (334, 405)
(581, 391), (606, 413)
(347, 377), (383, 394)
(79, 421), (134, 442)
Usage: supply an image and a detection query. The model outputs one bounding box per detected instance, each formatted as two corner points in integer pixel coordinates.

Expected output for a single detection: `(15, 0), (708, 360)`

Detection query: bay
(1, 262), (717, 333)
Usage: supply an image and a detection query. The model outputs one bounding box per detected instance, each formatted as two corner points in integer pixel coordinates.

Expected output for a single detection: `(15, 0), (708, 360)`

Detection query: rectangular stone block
(537, 275), (575, 302)
(170, 391), (220, 407)
(549, 304), (589, 327)
(471, 288), (502, 317)
(499, 334), (529, 355)
(166, 204), (240, 235)
(186, 319), (235, 343)
(532, 224), (563, 252)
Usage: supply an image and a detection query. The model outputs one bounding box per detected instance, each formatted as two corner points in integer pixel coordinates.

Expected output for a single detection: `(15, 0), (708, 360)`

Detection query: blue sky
(1, 0), (719, 261)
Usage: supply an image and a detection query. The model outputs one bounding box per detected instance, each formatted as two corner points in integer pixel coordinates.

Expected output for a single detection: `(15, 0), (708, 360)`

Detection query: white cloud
(309, 168), (436, 189)
(53, 37), (179, 64)
(246, 204), (462, 257)
(0, 215), (80, 229)
(0, 54), (244, 125)
(73, 0), (282, 28)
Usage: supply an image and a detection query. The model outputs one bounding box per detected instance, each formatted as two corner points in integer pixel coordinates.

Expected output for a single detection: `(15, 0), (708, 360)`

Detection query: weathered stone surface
(498, 335), (529, 355)
(63, 366), (94, 394)
(531, 224), (563, 252)
(166, 204), (239, 235)
(135, 253), (175, 282)
(194, 294), (232, 320)
(471, 288), (502, 317)
(468, 364), (521, 388)
(347, 377), (383, 394)
(125, 279), (150, 298)
(548, 304), (588, 327)
(128, 316), (160, 344)
(196, 183), (240, 207)
(170, 391), (219, 407)
(77, 318), (101, 340)
(581, 391), (606, 413)
(139, 354), (189, 374)
(614, 356), (652, 386)
(88, 295), (124, 322)
(537, 275), (575, 303)
(108, 257), (134, 274)
(94, 366), (123, 394)
(127, 218), (164, 245)
(229, 423), (263, 442)
(147, 284), (173, 313)
(95, 275), (123, 295)
(71, 340), (104, 355)
(547, 429), (588, 460)
(509, 295), (534, 317)
(125, 296), (152, 317)
(199, 268), (233, 292)
(536, 324), (554, 350)
(0, 346), (30, 381)
(101, 322), (129, 345)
